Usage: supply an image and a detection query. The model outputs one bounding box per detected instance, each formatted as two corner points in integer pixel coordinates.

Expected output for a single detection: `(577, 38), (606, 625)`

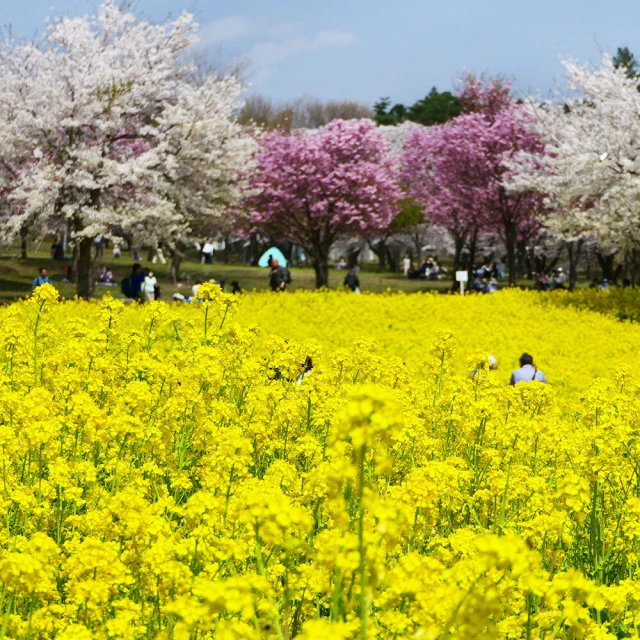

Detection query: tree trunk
(312, 259), (329, 288)
(247, 236), (258, 265)
(386, 246), (399, 273)
(76, 237), (94, 300)
(347, 246), (361, 269)
(451, 235), (465, 291)
(596, 250), (617, 282)
(71, 244), (79, 284)
(170, 250), (184, 284)
(525, 245), (535, 281)
(547, 250), (562, 272)
(466, 227), (478, 285)
(631, 250), (640, 286)
(624, 249), (640, 286)
(20, 238), (28, 259)
(516, 240), (528, 279)
(147, 246), (155, 262)
(369, 240), (387, 272)
(411, 232), (424, 262)
(567, 239), (583, 291)
(505, 222), (518, 286)
(614, 263), (623, 284)
(223, 234), (231, 264)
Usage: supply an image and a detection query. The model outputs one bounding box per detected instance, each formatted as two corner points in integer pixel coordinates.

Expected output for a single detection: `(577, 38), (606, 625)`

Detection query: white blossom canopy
(508, 55), (640, 254)
(0, 2), (257, 249)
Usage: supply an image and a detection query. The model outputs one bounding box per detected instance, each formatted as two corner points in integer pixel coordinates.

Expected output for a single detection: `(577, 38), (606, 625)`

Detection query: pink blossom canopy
(244, 119), (401, 254)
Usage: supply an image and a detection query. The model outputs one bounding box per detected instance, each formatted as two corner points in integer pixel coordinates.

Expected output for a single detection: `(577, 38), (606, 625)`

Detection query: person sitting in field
(407, 262), (421, 280)
(98, 266), (115, 284)
(534, 272), (550, 291)
(552, 267), (566, 289)
(296, 356), (314, 385)
(471, 355), (498, 378)
(335, 257), (347, 270)
(424, 257), (439, 280)
(477, 262), (491, 279)
(429, 257), (442, 280)
(471, 275), (486, 293)
(510, 353), (547, 385)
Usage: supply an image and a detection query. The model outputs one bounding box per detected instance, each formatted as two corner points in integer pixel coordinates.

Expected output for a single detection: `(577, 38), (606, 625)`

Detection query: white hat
(488, 355), (497, 369)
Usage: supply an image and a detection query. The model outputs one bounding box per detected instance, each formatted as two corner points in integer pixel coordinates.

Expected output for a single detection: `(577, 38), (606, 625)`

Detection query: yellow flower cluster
(236, 289), (640, 399)
(539, 287), (640, 324)
(2, 285), (640, 638)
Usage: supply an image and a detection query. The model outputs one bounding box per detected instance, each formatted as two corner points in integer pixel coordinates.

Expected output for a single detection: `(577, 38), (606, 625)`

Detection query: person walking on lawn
(143, 269), (158, 303)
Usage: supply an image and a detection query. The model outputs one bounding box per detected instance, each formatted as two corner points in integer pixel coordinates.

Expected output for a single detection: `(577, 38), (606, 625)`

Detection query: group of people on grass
(120, 264), (159, 302)
(270, 257), (361, 293)
(404, 256), (447, 281)
(471, 262), (503, 293)
(32, 261), (245, 301)
(97, 266), (116, 285)
(534, 267), (567, 291)
(32, 253), (627, 299)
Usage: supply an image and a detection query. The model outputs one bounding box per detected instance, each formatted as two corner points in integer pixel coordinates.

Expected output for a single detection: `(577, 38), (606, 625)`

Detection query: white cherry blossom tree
(0, 2), (256, 298)
(508, 55), (640, 281)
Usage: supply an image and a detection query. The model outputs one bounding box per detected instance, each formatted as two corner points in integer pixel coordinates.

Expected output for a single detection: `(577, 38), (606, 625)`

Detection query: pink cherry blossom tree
(243, 119), (401, 288)
(402, 79), (544, 285)
(457, 73), (513, 117)
(401, 121), (487, 282)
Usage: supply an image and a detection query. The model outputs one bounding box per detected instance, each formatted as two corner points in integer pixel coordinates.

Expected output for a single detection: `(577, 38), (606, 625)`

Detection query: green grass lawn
(0, 246), (458, 303)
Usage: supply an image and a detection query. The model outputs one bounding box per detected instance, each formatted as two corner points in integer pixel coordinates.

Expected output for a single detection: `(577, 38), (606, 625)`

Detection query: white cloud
(249, 30), (357, 66)
(315, 30), (358, 48)
(199, 16), (256, 45)
(199, 17), (357, 68)
(265, 22), (298, 40)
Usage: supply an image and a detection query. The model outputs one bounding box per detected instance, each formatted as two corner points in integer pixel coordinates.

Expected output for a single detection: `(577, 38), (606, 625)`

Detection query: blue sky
(5, 0), (640, 106)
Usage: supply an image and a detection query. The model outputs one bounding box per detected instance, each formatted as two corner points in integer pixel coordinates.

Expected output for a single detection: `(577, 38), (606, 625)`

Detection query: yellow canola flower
(0, 288), (640, 637)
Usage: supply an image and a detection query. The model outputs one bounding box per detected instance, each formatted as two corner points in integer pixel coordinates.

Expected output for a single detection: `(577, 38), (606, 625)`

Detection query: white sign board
(455, 271), (468, 282)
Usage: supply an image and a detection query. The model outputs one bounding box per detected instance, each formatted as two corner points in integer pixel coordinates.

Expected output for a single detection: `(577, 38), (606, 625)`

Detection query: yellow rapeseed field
(3, 284), (640, 639)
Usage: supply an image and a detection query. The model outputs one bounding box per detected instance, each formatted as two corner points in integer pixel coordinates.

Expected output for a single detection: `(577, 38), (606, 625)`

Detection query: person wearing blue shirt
(32, 267), (51, 290)
(130, 263), (145, 299)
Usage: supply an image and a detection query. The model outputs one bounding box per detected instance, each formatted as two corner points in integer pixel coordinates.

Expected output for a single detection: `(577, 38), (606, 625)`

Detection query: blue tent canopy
(258, 247), (287, 268)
